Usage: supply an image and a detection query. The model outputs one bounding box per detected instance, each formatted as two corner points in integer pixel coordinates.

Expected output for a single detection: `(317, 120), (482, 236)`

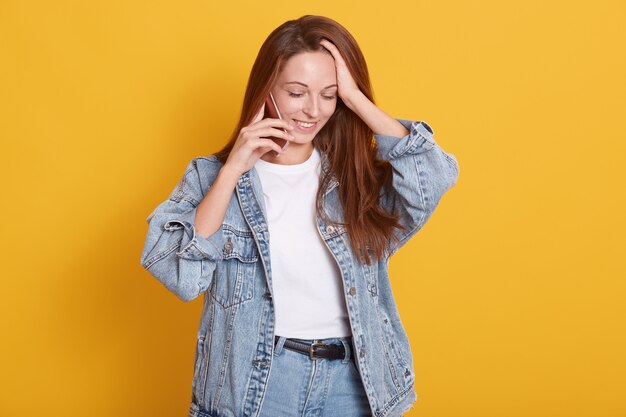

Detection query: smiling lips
(294, 119), (317, 130)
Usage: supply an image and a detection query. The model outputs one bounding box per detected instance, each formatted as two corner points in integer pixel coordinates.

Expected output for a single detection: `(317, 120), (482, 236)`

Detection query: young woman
(141, 15), (459, 417)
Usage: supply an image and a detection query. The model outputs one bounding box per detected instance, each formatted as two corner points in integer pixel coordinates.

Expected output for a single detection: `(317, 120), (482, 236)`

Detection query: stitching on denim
(376, 383), (415, 416)
(222, 223), (254, 237)
(213, 255), (255, 309)
(443, 152), (459, 178)
(198, 295), (216, 404)
(301, 358), (318, 417)
(189, 240), (211, 259)
(212, 300), (240, 408)
(143, 239), (181, 269)
(387, 153), (427, 259)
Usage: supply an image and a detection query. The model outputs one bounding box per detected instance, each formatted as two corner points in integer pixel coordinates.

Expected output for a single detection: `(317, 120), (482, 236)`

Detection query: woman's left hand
(320, 39), (409, 138)
(320, 39), (362, 107)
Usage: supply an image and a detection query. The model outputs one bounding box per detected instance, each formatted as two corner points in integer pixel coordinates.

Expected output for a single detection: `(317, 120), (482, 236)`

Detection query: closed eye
(289, 92), (336, 100)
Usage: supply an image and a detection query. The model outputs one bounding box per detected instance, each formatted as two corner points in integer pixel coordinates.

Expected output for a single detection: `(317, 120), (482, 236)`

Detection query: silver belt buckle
(309, 340), (325, 360)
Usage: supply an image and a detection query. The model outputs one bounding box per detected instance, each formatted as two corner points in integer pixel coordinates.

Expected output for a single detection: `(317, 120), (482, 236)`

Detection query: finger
(254, 138), (285, 155)
(254, 127), (296, 141)
(320, 39), (340, 59)
(320, 38), (335, 51)
(250, 117), (294, 131)
(320, 40), (350, 75)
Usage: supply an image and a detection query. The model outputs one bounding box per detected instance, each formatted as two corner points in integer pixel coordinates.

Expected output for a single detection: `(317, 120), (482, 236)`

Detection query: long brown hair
(214, 15), (405, 264)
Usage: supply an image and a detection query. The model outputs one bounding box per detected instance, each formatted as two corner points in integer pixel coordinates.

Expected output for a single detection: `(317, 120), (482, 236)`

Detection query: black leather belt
(275, 336), (353, 361)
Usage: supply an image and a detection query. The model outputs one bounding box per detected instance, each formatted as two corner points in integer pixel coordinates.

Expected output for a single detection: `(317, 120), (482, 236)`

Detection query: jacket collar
(235, 150), (339, 232)
(319, 150), (340, 195)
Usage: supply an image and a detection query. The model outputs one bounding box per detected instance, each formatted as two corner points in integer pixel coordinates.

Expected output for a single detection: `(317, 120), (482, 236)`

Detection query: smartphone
(264, 92), (289, 156)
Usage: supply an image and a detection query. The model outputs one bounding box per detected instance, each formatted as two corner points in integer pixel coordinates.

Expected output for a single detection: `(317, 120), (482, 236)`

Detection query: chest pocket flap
(212, 225), (258, 308)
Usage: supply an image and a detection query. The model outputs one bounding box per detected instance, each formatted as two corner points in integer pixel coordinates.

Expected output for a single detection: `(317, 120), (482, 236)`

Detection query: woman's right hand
(223, 104), (295, 176)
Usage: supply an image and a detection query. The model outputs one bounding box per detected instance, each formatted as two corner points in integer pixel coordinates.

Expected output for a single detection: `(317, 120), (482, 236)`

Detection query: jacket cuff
(375, 119), (436, 160)
(163, 208), (225, 261)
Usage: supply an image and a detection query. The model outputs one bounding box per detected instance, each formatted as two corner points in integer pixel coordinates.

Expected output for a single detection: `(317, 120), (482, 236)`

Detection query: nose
(302, 96), (320, 119)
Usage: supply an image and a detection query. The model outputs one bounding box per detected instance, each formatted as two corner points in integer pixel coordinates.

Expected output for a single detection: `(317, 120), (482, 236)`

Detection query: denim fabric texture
(257, 336), (371, 416)
(140, 119), (459, 417)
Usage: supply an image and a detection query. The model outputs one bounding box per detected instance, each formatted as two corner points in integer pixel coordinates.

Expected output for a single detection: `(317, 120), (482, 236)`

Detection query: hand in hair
(320, 39), (408, 138)
(320, 39), (361, 107)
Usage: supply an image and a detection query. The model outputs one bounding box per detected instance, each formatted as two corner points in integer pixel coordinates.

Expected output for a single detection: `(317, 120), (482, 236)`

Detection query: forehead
(277, 51), (337, 86)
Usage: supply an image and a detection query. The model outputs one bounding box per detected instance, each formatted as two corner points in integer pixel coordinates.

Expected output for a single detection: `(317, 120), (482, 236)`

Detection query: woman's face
(270, 50), (338, 146)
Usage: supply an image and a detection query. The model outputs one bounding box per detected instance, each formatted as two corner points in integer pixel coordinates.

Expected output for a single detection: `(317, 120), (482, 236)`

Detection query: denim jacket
(140, 119), (459, 417)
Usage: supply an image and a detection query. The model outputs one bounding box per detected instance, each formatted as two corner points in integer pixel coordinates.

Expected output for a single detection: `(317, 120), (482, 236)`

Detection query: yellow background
(1, 0), (624, 416)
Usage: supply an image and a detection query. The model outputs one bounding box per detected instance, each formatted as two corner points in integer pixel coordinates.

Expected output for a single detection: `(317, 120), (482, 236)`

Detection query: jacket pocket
(211, 225), (257, 309)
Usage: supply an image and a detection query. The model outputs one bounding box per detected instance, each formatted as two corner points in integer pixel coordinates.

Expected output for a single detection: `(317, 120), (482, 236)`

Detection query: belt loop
(340, 338), (352, 363)
(274, 336), (286, 356)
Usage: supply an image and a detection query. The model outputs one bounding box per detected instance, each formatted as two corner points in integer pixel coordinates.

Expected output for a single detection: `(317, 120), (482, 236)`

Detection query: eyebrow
(284, 81), (338, 89)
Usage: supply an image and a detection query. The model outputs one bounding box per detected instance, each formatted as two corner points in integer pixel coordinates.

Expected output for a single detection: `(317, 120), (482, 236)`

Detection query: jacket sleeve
(139, 158), (226, 302)
(375, 119), (459, 258)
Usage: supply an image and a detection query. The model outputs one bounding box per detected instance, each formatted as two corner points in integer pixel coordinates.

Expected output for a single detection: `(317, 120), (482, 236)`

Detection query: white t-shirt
(254, 148), (351, 339)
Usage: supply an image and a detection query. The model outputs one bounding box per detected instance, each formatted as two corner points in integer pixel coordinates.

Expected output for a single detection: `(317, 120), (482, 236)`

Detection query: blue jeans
(258, 336), (372, 417)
